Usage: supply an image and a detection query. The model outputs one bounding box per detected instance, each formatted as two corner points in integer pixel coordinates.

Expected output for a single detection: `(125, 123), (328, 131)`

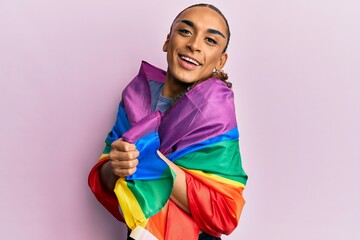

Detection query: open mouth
(179, 55), (201, 66)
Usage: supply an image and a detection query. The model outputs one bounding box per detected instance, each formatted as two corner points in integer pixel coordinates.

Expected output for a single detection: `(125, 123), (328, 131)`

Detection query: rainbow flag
(89, 61), (247, 239)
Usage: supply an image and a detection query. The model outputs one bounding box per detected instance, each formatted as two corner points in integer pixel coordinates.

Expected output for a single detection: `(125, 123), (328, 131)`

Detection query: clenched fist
(99, 138), (139, 192)
(109, 138), (139, 177)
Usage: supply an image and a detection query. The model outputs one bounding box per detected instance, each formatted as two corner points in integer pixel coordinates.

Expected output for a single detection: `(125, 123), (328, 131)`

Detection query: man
(89, 4), (247, 240)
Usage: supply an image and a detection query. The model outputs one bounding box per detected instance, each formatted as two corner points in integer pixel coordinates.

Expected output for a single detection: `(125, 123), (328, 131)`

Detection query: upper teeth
(181, 56), (200, 66)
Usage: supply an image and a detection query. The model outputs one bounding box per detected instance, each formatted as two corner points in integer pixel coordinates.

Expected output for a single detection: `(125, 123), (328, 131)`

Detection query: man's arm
(157, 151), (190, 214)
(157, 150), (245, 236)
(99, 161), (119, 192)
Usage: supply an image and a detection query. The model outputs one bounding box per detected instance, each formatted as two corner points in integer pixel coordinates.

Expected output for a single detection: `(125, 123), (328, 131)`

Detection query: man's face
(163, 6), (228, 84)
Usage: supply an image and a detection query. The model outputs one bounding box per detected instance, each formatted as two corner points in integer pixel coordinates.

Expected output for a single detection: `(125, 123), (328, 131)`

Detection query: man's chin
(167, 70), (198, 84)
(175, 77), (199, 86)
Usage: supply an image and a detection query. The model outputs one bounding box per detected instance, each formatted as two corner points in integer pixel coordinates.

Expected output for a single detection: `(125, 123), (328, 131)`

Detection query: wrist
(99, 161), (119, 192)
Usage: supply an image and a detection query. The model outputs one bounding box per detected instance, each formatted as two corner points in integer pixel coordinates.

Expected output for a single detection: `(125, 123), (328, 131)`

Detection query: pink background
(1, 0), (359, 239)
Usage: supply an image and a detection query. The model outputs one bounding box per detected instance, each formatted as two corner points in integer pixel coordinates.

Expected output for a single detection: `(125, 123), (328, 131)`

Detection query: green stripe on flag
(175, 139), (248, 185)
(127, 167), (175, 218)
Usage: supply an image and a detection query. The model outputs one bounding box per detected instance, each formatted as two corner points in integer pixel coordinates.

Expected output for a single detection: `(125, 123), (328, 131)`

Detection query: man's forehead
(177, 6), (223, 21)
(173, 7), (227, 31)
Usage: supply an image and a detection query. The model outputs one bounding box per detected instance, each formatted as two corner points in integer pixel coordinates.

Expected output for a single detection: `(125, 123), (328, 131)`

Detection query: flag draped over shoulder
(88, 61), (248, 240)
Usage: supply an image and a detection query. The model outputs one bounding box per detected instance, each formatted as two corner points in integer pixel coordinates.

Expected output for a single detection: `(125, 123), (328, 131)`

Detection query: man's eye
(179, 29), (191, 35)
(206, 37), (217, 44)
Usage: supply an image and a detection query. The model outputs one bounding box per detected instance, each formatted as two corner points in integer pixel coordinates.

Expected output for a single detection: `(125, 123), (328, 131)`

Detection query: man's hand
(99, 139), (139, 192)
(109, 138), (139, 177)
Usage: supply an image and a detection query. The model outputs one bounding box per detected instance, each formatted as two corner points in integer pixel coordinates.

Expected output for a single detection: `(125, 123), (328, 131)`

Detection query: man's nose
(187, 35), (202, 52)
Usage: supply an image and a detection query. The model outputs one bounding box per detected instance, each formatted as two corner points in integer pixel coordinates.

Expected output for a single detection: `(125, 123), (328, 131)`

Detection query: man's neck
(162, 73), (191, 98)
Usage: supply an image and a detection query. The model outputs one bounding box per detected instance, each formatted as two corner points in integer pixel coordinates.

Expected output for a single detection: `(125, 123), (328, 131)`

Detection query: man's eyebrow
(208, 29), (226, 38)
(179, 19), (226, 39)
(180, 19), (194, 27)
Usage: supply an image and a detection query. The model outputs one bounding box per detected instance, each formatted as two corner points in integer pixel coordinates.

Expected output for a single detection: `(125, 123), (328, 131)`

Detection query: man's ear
(162, 34), (170, 52)
(215, 52), (228, 71)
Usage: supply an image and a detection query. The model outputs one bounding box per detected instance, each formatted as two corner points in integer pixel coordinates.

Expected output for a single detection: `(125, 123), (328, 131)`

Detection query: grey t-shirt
(149, 80), (173, 113)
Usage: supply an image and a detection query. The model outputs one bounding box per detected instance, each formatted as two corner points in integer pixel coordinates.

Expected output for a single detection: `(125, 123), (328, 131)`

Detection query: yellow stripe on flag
(114, 178), (148, 230)
(185, 169), (246, 188)
(98, 154), (109, 162)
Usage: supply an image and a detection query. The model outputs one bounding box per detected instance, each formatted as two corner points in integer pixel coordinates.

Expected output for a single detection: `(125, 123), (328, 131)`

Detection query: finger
(111, 139), (137, 152)
(110, 158), (139, 169)
(109, 149), (139, 162)
(113, 166), (137, 177)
